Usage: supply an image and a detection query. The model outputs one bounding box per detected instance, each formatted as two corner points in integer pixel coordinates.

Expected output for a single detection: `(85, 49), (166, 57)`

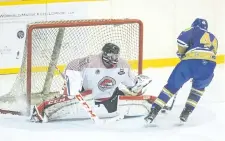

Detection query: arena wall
(0, 0), (224, 74)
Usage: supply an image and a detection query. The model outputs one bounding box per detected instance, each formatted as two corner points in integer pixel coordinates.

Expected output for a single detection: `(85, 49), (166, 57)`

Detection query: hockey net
(0, 19), (154, 116)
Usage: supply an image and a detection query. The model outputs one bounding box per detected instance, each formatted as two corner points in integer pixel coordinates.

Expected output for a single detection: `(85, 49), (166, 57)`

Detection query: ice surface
(0, 65), (224, 141)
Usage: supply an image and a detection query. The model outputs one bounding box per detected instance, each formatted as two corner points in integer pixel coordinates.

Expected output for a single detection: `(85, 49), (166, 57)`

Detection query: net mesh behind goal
(0, 19), (143, 115)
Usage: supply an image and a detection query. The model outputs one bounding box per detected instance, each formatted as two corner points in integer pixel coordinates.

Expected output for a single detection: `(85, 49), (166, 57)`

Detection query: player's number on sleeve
(200, 32), (212, 48)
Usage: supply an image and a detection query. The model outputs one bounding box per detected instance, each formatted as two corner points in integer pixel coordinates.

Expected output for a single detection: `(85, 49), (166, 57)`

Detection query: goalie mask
(102, 43), (120, 68)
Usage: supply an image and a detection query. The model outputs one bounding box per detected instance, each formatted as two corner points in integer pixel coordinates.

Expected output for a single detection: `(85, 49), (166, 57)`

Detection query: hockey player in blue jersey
(145, 18), (218, 123)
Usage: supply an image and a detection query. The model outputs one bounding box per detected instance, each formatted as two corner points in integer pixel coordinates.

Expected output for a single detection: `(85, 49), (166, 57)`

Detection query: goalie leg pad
(30, 95), (77, 122)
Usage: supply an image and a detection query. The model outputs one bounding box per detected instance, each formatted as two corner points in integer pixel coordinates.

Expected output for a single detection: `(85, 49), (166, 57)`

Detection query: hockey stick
(161, 93), (177, 114)
(162, 79), (192, 111)
(163, 94), (177, 111)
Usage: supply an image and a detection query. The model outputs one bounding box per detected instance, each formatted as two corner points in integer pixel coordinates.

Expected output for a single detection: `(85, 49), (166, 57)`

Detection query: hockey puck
(161, 109), (166, 113)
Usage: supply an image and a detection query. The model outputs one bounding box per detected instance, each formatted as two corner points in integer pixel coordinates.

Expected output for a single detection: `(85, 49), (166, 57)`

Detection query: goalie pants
(152, 59), (216, 111)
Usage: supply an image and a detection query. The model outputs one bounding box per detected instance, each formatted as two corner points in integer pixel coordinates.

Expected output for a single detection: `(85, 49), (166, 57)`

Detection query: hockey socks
(180, 87), (204, 122)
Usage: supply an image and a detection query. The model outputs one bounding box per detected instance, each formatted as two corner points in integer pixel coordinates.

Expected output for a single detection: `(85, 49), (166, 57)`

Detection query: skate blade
(174, 120), (185, 127)
(144, 118), (157, 128)
(144, 123), (157, 128)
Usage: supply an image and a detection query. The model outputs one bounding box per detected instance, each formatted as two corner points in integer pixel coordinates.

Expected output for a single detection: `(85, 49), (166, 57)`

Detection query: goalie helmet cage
(0, 19), (144, 116)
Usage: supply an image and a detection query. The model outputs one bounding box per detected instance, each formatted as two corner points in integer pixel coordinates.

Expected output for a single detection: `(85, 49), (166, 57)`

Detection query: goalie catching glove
(118, 74), (152, 96)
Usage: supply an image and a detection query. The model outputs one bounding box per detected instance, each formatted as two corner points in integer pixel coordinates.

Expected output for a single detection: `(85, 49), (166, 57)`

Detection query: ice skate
(144, 105), (161, 124)
(179, 106), (192, 122)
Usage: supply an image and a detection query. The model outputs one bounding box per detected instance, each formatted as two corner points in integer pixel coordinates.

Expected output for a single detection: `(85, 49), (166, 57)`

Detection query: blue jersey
(177, 27), (218, 62)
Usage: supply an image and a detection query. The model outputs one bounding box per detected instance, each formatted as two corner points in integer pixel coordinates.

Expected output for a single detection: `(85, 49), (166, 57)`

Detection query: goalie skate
(30, 105), (48, 123)
(30, 105), (43, 122)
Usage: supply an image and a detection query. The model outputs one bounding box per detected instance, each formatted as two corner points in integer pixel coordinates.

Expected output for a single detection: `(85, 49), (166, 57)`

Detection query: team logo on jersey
(98, 76), (116, 91)
(118, 68), (125, 75)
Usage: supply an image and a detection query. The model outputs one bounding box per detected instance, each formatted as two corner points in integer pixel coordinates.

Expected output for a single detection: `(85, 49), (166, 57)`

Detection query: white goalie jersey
(65, 53), (138, 102)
